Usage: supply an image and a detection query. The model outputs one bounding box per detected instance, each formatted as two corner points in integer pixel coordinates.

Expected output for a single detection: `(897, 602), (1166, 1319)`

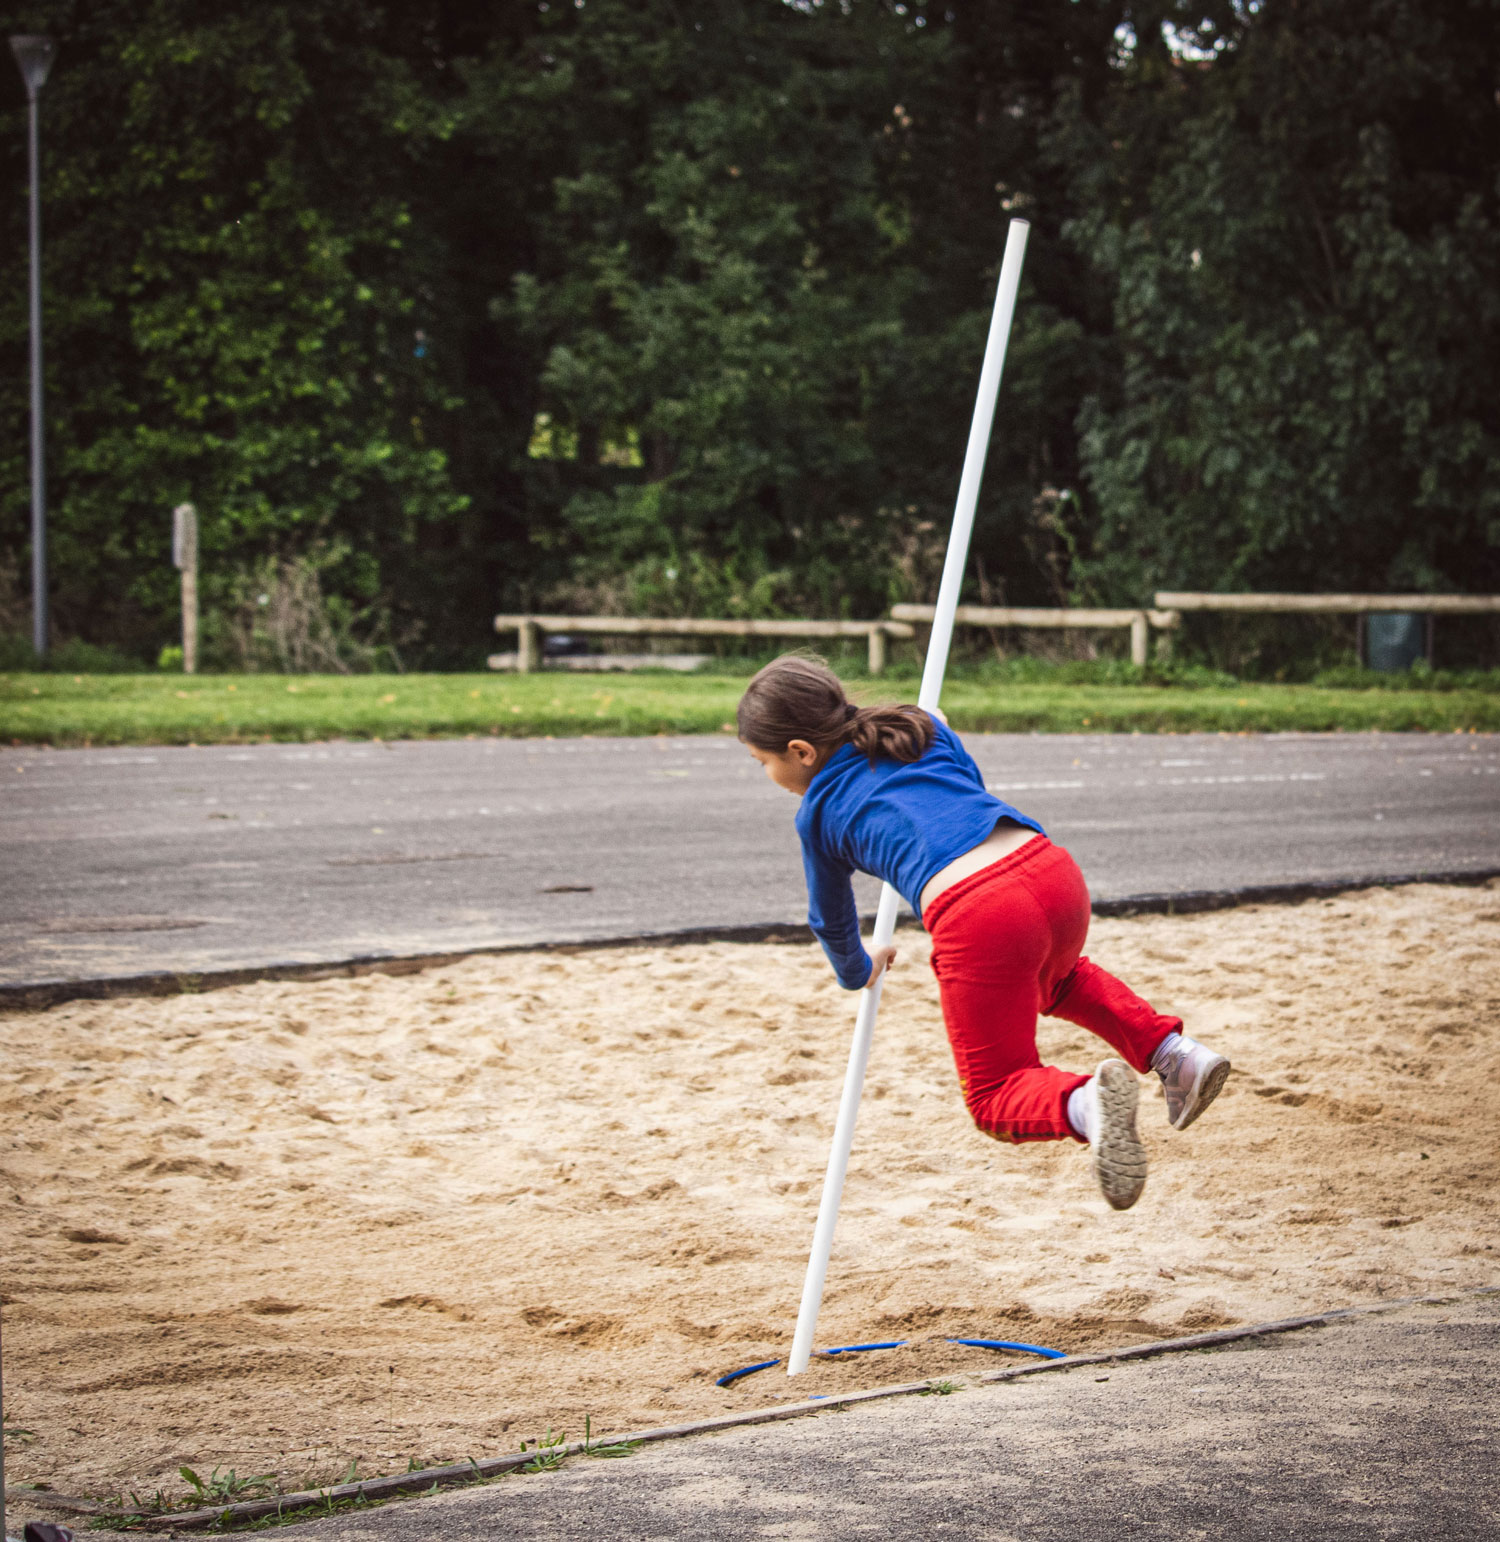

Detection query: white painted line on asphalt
(987, 780), (1086, 791)
(1156, 772), (1328, 786)
(987, 772), (1328, 793)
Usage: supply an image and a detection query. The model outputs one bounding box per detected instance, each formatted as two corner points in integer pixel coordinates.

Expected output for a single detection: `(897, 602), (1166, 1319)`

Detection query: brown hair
(736, 654), (935, 764)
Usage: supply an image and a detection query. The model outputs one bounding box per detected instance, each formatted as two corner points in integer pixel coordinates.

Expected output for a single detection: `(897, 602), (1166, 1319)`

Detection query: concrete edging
(4, 866), (1498, 1012)
(86, 1283), (1494, 1532)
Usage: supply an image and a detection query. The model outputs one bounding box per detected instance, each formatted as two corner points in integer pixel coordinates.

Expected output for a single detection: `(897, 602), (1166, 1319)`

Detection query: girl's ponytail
(737, 654), (935, 764)
(845, 702), (934, 763)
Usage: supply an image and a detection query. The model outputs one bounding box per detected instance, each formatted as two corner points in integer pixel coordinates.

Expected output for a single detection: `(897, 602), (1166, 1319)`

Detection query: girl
(738, 654), (1230, 1211)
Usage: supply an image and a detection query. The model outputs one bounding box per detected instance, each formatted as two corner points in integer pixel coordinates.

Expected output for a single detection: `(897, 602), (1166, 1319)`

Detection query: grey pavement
(252, 1295), (1499, 1540)
(2, 731), (1498, 991)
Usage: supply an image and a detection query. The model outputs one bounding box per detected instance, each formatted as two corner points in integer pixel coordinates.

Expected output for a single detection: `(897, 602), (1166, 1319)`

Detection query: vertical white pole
(786, 220), (1030, 1378)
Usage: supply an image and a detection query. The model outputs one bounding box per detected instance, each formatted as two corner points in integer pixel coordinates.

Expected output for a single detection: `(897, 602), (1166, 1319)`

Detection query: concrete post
(173, 502), (198, 674)
(1130, 611), (1148, 667)
(866, 626), (887, 677)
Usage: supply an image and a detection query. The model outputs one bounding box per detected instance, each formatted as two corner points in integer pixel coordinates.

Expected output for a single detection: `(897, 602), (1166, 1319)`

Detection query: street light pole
(4, 43), (52, 1534)
(11, 35), (56, 660)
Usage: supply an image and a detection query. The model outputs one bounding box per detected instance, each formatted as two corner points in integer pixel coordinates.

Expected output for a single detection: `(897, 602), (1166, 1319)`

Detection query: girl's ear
(787, 738), (819, 767)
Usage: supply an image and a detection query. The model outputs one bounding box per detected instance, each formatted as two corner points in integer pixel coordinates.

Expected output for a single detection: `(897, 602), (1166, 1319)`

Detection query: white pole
(786, 219), (1030, 1378)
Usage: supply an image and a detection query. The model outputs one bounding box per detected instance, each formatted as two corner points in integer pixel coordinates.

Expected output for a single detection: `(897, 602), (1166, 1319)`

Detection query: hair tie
(844, 702), (859, 720)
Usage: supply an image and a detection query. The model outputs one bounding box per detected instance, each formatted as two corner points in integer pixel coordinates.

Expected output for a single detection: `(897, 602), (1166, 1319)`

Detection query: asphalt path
(277, 1294), (1500, 1542)
(55, 1293), (1499, 1542)
(2, 731), (1497, 992)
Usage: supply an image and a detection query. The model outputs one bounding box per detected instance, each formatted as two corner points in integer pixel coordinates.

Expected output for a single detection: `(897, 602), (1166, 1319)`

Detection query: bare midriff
(919, 819), (1041, 920)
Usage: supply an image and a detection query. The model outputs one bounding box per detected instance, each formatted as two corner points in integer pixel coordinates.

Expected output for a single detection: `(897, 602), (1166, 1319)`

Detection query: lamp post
(11, 34), (55, 660)
(5, 52), (54, 1528)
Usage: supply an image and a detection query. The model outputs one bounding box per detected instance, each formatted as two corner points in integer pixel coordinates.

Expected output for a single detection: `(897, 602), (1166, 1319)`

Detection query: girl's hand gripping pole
(786, 219), (1030, 1378)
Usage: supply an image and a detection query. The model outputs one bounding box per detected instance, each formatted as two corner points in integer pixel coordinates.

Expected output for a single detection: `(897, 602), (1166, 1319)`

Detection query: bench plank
(1154, 593), (1500, 614)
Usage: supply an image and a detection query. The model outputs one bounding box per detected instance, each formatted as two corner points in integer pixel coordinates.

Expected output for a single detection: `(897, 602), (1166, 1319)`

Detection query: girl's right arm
(801, 843), (875, 990)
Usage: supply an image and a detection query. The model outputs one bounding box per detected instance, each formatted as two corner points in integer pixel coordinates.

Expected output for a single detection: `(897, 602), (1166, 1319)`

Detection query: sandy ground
(2, 881), (1496, 1509)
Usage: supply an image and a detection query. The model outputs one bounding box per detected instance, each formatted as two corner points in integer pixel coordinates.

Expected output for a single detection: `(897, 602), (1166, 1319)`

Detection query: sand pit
(2, 880), (1497, 1506)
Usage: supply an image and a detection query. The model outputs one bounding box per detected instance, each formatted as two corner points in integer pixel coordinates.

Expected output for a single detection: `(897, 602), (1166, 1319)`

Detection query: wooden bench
(1154, 592), (1500, 614)
(1153, 593), (1500, 668)
(890, 604), (1181, 667)
(492, 614), (916, 675)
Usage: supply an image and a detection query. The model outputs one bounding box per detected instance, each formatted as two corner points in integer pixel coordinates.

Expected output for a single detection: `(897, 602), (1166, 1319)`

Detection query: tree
(0, 0), (470, 660)
(6, 0), (1493, 666)
(1059, 0), (1500, 601)
(487, 0), (1129, 620)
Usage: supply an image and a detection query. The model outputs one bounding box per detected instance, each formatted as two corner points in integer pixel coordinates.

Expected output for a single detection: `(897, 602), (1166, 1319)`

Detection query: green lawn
(2, 669), (1497, 746)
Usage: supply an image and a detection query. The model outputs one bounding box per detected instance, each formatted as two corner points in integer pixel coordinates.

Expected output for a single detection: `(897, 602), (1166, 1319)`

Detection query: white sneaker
(1091, 1059), (1147, 1211)
(1153, 1033), (1231, 1130)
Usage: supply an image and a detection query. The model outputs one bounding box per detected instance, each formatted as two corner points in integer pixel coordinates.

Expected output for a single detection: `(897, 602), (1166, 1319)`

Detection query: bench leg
(1130, 613), (1148, 668)
(867, 628), (887, 677)
(518, 620), (540, 674)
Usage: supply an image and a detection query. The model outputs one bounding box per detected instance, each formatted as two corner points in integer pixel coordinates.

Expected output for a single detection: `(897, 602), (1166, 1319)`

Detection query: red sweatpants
(925, 837), (1179, 1144)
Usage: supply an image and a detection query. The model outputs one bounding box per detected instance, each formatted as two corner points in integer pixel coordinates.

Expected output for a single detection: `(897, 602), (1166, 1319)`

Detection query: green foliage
(1059, 0), (1500, 602)
(177, 1464), (277, 1505)
(208, 547), (406, 672)
(0, 0), (468, 661)
(0, 631), (140, 671)
(495, 0), (1112, 620)
(1, 0), (1495, 668)
(518, 1426), (568, 1473)
(581, 1414), (641, 1459)
(954, 656), (1239, 690)
(1310, 663), (1500, 694)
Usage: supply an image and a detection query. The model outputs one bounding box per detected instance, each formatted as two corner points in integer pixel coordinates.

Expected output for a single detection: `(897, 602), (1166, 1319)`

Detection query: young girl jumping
(738, 654), (1230, 1211)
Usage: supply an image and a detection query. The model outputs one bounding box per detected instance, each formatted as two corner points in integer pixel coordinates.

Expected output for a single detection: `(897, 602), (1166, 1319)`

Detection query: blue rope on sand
(948, 1338), (1067, 1359)
(715, 1336), (1064, 1388)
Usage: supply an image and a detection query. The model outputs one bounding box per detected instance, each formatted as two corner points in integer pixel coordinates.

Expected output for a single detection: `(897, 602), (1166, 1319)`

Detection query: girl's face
(744, 738), (820, 796)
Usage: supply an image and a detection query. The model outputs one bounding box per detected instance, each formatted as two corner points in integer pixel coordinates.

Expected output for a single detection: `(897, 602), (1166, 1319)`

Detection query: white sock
(1067, 1077), (1099, 1145)
(1150, 1031), (1184, 1073)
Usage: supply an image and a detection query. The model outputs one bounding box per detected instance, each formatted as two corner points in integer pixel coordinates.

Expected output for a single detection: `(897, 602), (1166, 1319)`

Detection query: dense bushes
(1, 0), (1495, 670)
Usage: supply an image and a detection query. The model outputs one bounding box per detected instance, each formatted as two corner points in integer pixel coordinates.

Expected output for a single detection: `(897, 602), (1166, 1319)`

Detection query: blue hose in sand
(715, 1336), (1064, 1388)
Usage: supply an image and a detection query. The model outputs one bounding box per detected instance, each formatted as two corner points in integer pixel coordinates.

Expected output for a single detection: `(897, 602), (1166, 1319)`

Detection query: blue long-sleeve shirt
(794, 720), (1045, 989)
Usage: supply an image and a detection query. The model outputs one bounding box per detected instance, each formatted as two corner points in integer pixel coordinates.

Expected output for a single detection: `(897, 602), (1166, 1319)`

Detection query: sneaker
(1154, 1034), (1231, 1131)
(1092, 1059), (1147, 1211)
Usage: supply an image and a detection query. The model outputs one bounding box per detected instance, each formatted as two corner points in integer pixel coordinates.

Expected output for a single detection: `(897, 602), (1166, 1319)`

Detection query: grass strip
(2, 670), (1497, 747)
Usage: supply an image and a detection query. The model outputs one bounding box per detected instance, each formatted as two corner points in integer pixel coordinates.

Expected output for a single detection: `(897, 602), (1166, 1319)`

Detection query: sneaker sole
(1172, 1054), (1232, 1132)
(1093, 1059), (1147, 1211)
